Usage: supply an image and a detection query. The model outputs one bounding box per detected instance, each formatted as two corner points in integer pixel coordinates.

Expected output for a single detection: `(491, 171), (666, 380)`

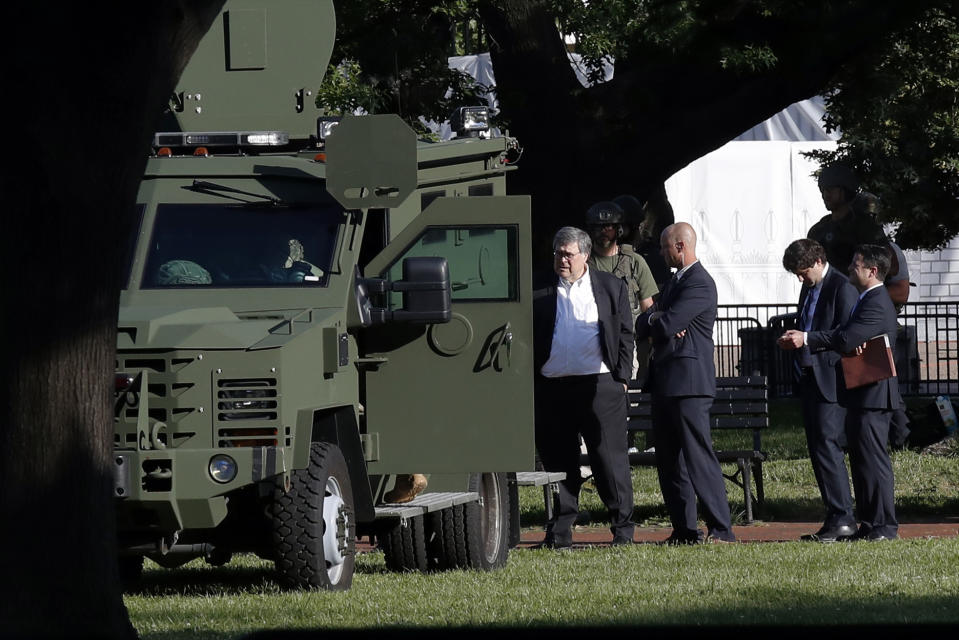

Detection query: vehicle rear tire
(464, 472), (509, 570)
(424, 473), (509, 571)
(425, 504), (469, 570)
(381, 515), (428, 572)
(272, 442), (355, 590)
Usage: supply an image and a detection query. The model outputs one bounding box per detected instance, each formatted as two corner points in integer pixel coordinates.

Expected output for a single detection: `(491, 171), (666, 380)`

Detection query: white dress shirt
(541, 267), (609, 377)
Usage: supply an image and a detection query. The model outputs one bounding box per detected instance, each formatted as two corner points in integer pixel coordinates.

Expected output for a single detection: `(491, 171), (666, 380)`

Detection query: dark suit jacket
(532, 268), (634, 384)
(635, 261), (717, 397)
(807, 285), (901, 411)
(798, 266), (859, 402)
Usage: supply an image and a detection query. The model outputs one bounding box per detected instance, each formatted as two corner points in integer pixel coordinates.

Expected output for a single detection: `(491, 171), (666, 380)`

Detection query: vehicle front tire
(272, 442), (355, 590)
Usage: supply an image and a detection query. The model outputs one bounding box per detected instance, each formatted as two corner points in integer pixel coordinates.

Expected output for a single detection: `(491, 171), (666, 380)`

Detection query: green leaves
(814, 6), (959, 250)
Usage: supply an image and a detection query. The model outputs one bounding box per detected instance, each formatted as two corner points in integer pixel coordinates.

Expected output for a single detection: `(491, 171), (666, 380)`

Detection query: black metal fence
(712, 301), (959, 397)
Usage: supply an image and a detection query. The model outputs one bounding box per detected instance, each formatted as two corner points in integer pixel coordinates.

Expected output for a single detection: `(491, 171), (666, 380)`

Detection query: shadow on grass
(744, 495), (959, 523)
(129, 564), (280, 597)
(136, 595), (959, 640)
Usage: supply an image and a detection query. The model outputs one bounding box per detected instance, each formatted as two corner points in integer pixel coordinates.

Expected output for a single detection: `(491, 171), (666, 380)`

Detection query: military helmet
(817, 163), (859, 192)
(852, 191), (881, 217)
(156, 260), (212, 285)
(612, 194), (644, 227)
(585, 201), (625, 226)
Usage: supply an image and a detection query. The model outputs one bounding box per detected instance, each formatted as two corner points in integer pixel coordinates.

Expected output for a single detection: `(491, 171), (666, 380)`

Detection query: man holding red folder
(779, 244), (900, 541)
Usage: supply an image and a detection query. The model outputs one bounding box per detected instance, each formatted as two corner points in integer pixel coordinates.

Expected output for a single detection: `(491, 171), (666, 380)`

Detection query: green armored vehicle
(114, 0), (534, 590)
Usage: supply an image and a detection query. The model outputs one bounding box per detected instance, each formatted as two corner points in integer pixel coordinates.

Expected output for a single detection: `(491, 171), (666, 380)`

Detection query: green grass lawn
(126, 398), (959, 638)
(129, 540), (959, 638)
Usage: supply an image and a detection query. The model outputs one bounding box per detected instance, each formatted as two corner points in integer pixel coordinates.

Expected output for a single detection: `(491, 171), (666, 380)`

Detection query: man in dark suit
(778, 239), (858, 541)
(532, 226), (635, 549)
(780, 244), (901, 540)
(635, 222), (735, 544)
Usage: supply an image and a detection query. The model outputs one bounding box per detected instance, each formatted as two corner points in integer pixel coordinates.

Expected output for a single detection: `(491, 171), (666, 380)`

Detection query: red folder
(841, 334), (897, 389)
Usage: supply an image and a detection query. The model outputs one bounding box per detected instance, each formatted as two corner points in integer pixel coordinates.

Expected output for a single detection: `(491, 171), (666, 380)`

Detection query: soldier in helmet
(617, 191), (674, 291)
(585, 200), (658, 382)
(807, 163), (887, 272)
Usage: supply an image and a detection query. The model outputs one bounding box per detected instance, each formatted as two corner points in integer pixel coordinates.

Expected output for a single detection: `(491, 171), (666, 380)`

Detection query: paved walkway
(518, 517), (959, 547)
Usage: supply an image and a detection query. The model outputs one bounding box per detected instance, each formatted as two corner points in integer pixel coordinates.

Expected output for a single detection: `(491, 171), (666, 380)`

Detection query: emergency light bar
(152, 131), (290, 148)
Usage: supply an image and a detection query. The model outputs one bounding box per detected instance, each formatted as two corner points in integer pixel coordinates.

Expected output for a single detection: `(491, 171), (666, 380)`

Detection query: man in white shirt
(532, 227), (635, 549)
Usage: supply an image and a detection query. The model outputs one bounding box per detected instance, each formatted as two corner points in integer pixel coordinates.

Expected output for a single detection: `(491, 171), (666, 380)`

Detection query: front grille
(215, 378), (281, 447)
(114, 353), (199, 448)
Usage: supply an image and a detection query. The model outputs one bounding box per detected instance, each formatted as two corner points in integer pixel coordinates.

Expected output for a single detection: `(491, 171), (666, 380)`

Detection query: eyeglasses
(553, 250), (581, 262)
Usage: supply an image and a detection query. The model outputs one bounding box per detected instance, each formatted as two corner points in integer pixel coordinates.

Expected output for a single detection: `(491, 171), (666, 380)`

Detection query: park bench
(582, 375), (770, 523)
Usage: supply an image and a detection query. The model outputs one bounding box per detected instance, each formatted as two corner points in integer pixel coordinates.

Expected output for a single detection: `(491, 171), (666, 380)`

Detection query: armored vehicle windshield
(137, 203), (342, 289)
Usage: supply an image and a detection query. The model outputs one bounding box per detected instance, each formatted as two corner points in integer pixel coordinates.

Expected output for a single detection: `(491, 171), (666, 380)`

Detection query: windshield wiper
(186, 180), (285, 206)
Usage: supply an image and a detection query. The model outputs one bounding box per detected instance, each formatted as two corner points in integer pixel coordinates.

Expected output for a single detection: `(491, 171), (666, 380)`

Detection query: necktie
(796, 288), (816, 371)
(800, 288), (816, 331)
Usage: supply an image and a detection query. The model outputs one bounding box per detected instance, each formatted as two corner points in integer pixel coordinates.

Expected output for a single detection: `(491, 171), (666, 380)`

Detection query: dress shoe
(661, 533), (700, 546)
(704, 536), (736, 545)
(531, 539), (572, 551)
(849, 529), (896, 542)
(800, 524), (857, 543)
(610, 535), (634, 546)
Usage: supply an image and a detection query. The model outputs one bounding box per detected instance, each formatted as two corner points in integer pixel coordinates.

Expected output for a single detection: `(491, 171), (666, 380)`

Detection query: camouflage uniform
(587, 244), (658, 321)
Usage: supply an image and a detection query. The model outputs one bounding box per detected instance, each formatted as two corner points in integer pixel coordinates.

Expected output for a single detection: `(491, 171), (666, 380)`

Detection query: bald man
(635, 222), (735, 544)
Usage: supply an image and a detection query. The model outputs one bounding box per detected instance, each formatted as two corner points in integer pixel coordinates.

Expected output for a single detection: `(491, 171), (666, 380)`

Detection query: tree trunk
(0, 3), (223, 637)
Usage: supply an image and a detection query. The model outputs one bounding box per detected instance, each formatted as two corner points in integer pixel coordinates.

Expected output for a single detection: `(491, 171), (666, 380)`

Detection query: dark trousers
(846, 408), (898, 537)
(799, 373), (855, 527)
(888, 325), (911, 448)
(535, 373), (634, 543)
(651, 395), (734, 541)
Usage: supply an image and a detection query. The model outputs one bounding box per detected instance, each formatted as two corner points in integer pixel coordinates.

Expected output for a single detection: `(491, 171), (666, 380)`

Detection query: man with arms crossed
(635, 222), (735, 544)
(780, 244), (901, 541)
(532, 227), (636, 549)
(778, 239), (858, 542)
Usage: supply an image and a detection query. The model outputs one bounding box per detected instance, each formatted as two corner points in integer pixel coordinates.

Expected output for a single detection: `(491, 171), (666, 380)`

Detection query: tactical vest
(591, 244), (644, 318)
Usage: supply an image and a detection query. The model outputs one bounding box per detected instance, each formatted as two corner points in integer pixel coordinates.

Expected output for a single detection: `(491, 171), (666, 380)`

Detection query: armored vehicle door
(361, 196), (533, 474)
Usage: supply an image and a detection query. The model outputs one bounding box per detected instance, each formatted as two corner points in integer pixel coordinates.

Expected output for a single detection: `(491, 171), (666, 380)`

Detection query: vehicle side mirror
(392, 257), (451, 323)
(355, 257), (451, 326)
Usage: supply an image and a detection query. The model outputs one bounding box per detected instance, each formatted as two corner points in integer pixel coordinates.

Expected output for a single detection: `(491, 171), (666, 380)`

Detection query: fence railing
(712, 301), (959, 397)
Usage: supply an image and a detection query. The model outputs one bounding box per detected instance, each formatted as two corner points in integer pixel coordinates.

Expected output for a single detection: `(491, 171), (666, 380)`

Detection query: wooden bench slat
(627, 416), (768, 431)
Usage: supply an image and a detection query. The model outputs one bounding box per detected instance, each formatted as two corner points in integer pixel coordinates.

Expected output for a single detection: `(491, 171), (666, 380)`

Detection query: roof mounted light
(152, 130), (290, 149)
(242, 132), (289, 146)
(316, 116), (340, 142)
(450, 106), (489, 138)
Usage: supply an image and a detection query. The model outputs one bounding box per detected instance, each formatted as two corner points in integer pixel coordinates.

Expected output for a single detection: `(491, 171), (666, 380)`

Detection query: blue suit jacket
(799, 266), (859, 402)
(532, 268), (634, 384)
(635, 261), (717, 397)
(807, 285), (901, 410)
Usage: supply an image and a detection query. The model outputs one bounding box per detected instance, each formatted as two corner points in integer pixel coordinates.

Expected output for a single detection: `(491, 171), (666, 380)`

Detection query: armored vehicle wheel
(381, 515), (428, 572)
(465, 472), (509, 570)
(118, 555), (143, 591)
(425, 504), (468, 570)
(272, 442), (355, 590)
(424, 472), (509, 571)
